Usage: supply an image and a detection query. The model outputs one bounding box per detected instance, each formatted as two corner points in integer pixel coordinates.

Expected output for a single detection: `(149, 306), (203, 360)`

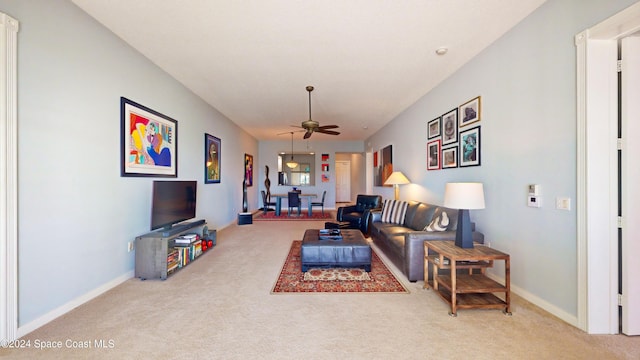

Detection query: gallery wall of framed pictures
(427, 96), (481, 171)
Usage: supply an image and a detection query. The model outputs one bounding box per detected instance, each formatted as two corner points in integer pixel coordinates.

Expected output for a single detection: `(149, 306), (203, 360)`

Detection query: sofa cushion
(424, 211), (450, 231)
(379, 224), (411, 238)
(381, 200), (409, 224)
(432, 207), (459, 231)
(406, 202), (436, 230)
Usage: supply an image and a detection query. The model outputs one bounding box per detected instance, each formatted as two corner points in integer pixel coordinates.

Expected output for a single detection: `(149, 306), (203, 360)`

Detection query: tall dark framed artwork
(459, 96), (481, 128)
(205, 134), (221, 183)
(427, 139), (441, 170)
(120, 97), (177, 177)
(459, 126), (481, 167)
(441, 108), (458, 145)
(244, 153), (253, 187)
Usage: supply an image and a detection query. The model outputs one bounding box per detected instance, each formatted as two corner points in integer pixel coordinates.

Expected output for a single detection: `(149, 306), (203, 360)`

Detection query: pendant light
(285, 132), (298, 169)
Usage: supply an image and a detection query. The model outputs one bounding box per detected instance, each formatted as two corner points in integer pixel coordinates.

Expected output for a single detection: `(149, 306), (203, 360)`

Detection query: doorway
(335, 161), (351, 203)
(576, 2), (640, 334)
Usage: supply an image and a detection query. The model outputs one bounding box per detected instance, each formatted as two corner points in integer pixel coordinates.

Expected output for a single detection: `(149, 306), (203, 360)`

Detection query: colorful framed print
(441, 108), (458, 145)
(205, 134), (221, 183)
(427, 139), (441, 171)
(120, 97), (177, 177)
(244, 153), (253, 187)
(459, 126), (481, 167)
(459, 96), (481, 128)
(428, 117), (441, 139)
(374, 145), (393, 186)
(442, 146), (458, 169)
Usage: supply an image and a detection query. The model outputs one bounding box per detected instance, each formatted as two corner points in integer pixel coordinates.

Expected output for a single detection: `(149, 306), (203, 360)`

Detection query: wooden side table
(423, 240), (511, 316)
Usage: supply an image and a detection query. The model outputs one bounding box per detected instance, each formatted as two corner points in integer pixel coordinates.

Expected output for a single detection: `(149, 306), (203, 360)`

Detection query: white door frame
(335, 160), (351, 202)
(621, 35), (640, 336)
(575, 2), (640, 334)
(1, 12), (19, 342)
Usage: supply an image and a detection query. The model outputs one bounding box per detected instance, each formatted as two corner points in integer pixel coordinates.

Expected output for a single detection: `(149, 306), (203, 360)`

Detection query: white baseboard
(486, 272), (579, 328)
(17, 271), (134, 338)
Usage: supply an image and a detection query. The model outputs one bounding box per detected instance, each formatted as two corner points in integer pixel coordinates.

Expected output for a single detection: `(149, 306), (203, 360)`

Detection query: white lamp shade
(384, 171), (410, 185)
(444, 182), (485, 209)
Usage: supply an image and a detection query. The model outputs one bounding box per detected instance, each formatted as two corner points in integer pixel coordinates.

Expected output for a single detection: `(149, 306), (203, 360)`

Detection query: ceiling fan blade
(303, 130), (313, 139)
(317, 125), (339, 130)
(316, 129), (340, 135)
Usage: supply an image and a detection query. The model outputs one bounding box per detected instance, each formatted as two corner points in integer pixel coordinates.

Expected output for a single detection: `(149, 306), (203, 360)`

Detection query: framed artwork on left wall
(244, 153), (253, 187)
(120, 97), (177, 177)
(205, 134), (221, 183)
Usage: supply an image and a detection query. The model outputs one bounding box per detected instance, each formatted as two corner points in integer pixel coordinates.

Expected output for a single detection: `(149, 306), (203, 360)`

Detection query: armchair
(336, 194), (382, 234)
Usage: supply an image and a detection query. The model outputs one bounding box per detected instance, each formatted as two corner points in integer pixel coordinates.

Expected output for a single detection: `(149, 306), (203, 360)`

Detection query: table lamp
(443, 182), (485, 248)
(384, 171), (410, 200)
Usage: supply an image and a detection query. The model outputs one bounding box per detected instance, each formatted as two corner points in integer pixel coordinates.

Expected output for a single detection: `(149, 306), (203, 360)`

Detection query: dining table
(271, 193), (318, 216)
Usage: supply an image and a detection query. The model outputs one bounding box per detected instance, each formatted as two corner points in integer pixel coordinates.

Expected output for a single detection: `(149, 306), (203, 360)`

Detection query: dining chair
(261, 190), (276, 214)
(311, 190), (326, 215)
(287, 191), (301, 217)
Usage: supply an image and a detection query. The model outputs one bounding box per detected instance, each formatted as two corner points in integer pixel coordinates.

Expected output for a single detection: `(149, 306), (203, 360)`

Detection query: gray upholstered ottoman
(300, 229), (371, 272)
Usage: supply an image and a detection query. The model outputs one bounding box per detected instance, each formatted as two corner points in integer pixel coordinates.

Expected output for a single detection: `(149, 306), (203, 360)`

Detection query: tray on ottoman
(300, 229), (371, 272)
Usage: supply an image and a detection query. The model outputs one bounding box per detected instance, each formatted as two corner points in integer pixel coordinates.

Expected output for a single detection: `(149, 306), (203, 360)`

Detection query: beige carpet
(6, 220), (640, 359)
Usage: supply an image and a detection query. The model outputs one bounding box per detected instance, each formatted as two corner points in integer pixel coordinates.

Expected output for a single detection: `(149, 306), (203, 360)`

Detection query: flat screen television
(150, 180), (197, 232)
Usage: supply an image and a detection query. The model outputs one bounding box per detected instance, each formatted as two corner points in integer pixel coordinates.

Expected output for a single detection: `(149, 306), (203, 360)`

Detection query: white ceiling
(71, 0), (547, 141)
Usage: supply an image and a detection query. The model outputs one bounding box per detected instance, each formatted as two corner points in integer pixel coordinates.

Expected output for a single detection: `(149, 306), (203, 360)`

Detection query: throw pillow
(381, 200), (408, 225)
(424, 211), (449, 232)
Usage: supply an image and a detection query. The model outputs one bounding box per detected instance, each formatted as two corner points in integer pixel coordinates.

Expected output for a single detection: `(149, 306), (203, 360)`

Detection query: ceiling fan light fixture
(291, 86), (340, 139)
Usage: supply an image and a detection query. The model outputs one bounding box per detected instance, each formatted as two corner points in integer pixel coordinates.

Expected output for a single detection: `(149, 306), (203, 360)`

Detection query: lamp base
(454, 209), (474, 248)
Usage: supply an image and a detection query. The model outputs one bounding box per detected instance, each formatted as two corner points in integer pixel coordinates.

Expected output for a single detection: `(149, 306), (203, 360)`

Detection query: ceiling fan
(291, 86), (340, 139)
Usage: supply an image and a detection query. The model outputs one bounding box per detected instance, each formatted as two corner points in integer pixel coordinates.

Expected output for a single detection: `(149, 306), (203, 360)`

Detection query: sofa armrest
(404, 230), (484, 282)
(361, 208), (376, 234)
(337, 205), (358, 221)
(405, 231), (459, 265)
(369, 209), (382, 223)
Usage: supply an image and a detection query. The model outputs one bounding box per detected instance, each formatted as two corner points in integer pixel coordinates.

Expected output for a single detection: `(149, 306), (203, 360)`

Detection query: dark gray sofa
(369, 200), (484, 282)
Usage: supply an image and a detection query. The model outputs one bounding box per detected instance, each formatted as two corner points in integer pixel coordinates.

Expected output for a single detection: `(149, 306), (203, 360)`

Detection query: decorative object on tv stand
(383, 171), (410, 201)
(285, 131), (298, 169)
(443, 182), (485, 249)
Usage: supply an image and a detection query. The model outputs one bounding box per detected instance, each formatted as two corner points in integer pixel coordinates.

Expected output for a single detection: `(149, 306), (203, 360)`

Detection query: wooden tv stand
(423, 240), (511, 316)
(135, 220), (207, 280)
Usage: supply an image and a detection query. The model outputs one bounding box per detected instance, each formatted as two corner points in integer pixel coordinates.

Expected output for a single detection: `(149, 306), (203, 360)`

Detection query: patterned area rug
(254, 211), (333, 221)
(303, 268), (371, 281)
(271, 241), (409, 293)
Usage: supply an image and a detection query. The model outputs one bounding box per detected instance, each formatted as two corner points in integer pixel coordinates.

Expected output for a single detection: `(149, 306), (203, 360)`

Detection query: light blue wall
(1, 0), (257, 327)
(366, 0), (638, 318)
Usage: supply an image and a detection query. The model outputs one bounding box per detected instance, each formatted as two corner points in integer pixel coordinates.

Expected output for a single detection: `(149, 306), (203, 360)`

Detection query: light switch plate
(556, 197), (571, 210)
